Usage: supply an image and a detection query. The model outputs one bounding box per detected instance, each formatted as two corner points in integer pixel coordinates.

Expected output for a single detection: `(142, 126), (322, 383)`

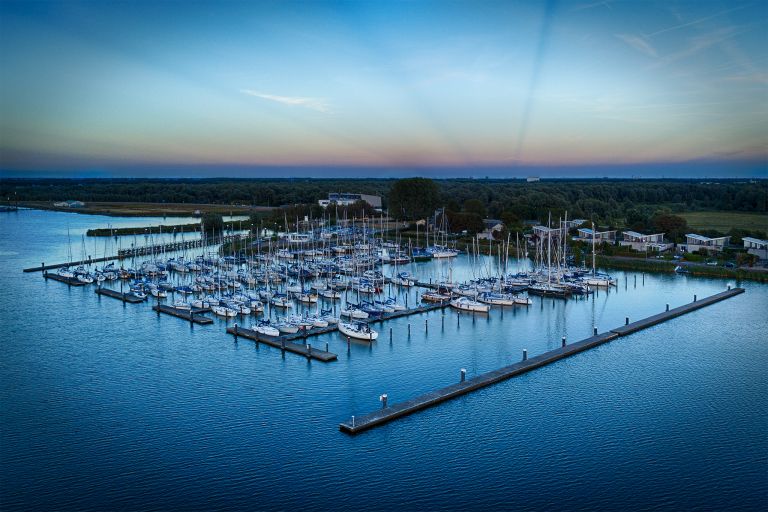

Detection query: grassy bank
(597, 255), (768, 282)
(679, 211), (768, 233)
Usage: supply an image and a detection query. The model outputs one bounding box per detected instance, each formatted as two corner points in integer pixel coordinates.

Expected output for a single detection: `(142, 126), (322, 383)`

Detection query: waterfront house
(575, 227), (617, 243)
(679, 234), (731, 253)
(477, 219), (504, 240)
(743, 237), (768, 260)
(619, 231), (672, 252)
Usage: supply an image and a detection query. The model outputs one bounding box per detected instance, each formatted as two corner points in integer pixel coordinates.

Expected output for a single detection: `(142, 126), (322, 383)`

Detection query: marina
(3, 207), (765, 511)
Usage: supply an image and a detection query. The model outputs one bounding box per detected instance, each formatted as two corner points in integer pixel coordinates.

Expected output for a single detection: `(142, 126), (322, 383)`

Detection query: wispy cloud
(240, 90), (331, 113)
(646, 4), (751, 37)
(615, 33), (658, 57)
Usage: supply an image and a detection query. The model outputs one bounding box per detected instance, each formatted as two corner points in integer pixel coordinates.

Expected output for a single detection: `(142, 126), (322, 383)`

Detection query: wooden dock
(364, 302), (450, 324)
(339, 287), (745, 435)
(225, 326), (338, 362)
(43, 271), (88, 286)
(152, 304), (214, 325)
(96, 287), (145, 303)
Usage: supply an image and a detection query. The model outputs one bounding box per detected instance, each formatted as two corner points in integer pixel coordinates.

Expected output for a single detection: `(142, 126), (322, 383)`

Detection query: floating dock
(43, 271), (88, 286)
(364, 302), (450, 323)
(152, 304), (214, 325)
(225, 325), (338, 362)
(96, 287), (145, 303)
(340, 287), (745, 434)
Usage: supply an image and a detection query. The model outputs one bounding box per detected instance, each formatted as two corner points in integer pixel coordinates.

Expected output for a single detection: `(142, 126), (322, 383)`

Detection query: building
(477, 219), (504, 240)
(679, 234), (731, 253)
(318, 193), (382, 210)
(743, 237), (768, 260)
(526, 176), (540, 183)
(575, 227), (617, 243)
(619, 231), (673, 252)
(532, 224), (566, 242)
(53, 200), (85, 208)
(564, 219), (587, 230)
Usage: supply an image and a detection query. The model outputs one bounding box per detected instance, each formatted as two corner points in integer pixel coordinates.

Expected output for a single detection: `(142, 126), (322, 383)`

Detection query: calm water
(1, 209), (766, 511)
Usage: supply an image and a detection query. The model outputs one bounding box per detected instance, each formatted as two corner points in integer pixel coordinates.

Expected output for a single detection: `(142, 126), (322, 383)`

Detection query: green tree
(388, 178), (440, 220)
(201, 213), (224, 235)
(463, 198), (486, 218)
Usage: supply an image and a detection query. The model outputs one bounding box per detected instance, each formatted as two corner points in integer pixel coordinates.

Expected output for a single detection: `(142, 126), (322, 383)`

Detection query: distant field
(680, 211), (768, 233)
(21, 201), (274, 217)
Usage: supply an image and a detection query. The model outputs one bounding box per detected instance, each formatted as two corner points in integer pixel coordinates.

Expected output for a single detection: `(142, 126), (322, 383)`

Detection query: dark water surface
(1, 209), (766, 511)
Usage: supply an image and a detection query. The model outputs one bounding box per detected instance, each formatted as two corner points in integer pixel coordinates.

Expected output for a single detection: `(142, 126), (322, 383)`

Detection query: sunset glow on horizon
(0, 0), (766, 176)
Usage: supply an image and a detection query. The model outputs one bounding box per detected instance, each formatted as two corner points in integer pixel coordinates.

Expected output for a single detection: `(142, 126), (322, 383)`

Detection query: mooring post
(593, 326), (598, 336)
(522, 349), (528, 361)
(347, 336), (350, 347)
(408, 323), (411, 337)
(352, 416), (355, 428)
(728, 285), (731, 290)
(472, 312), (475, 324)
(281, 339), (285, 352)
(460, 368), (466, 383)
(307, 343), (312, 359)
(442, 313), (445, 329)
(625, 316), (629, 325)
(325, 342), (329, 353)
(189, 309), (193, 325)
(234, 323), (238, 340)
(380, 394), (388, 409)
(425, 319), (428, 333)
(562, 336), (566, 347)
(666, 303), (670, 312)
(457, 313), (460, 327)
(694, 294), (697, 302)
(389, 327), (392, 342)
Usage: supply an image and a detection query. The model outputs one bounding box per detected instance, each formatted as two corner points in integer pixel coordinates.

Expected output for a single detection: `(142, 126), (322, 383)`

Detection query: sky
(0, 0), (766, 178)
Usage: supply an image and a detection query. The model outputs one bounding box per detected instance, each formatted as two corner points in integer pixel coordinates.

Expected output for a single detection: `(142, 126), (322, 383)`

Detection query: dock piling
(380, 394), (388, 409)
(562, 336), (566, 347)
(666, 303), (670, 312)
(625, 317), (629, 325)
(389, 327), (392, 342)
(234, 323), (238, 340)
(460, 368), (466, 383)
(425, 319), (428, 334)
(522, 349), (528, 361)
(593, 326), (598, 336)
(694, 294), (697, 302)
(408, 323), (411, 337)
(307, 344), (312, 359)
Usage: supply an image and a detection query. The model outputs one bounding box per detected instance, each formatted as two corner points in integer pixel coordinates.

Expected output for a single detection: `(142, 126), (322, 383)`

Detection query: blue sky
(0, 0), (766, 177)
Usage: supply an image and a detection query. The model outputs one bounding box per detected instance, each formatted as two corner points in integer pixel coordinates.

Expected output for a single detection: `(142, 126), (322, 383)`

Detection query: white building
(679, 234), (731, 253)
(620, 231), (673, 252)
(318, 193), (382, 210)
(576, 227), (617, 243)
(526, 176), (540, 183)
(743, 237), (768, 260)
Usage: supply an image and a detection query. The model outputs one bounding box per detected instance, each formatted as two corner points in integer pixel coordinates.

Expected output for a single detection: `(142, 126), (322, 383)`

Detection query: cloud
(240, 90), (331, 113)
(615, 33), (658, 57)
(646, 4), (751, 37)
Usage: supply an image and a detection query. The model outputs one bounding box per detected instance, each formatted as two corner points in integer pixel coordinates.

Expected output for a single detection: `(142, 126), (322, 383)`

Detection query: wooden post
(522, 349), (528, 361)
(562, 336), (566, 347)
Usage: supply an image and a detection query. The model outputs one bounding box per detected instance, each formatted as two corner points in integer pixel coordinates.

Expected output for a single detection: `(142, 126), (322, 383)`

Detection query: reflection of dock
(340, 287), (745, 435)
(225, 326), (337, 362)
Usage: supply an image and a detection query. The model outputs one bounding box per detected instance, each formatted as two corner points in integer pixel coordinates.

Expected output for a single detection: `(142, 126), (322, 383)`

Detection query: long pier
(22, 234), (251, 273)
(339, 287), (745, 435)
(225, 325), (338, 362)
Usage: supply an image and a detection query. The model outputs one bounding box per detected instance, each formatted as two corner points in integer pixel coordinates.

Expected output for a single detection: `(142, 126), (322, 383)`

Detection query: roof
(743, 237), (768, 245)
(623, 230), (643, 238)
(686, 233), (730, 242)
